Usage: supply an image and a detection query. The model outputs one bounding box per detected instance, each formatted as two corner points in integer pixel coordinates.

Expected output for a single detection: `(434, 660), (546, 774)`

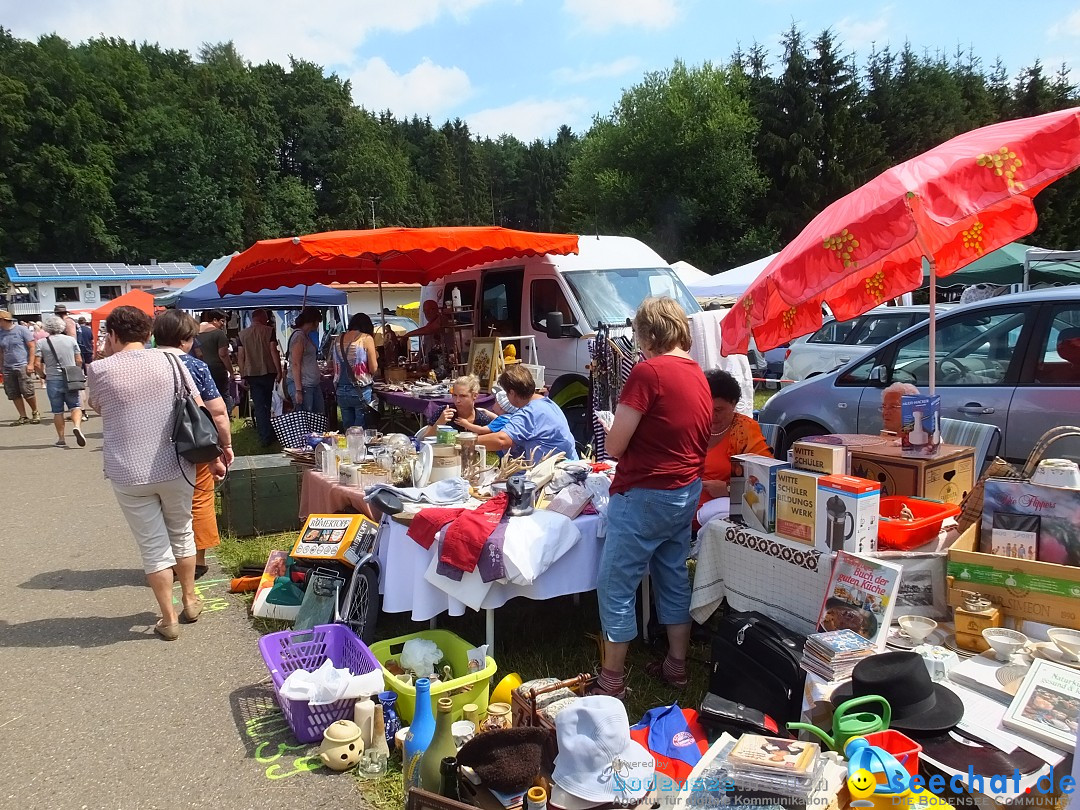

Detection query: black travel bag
(708, 610), (806, 727)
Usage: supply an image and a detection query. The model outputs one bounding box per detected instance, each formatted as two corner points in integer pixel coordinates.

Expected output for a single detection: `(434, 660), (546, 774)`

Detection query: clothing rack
(588, 320), (640, 460)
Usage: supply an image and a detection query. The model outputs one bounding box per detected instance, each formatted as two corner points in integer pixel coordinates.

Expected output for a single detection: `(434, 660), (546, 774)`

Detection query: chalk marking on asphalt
(0, 715), (23, 729)
(244, 710), (325, 779)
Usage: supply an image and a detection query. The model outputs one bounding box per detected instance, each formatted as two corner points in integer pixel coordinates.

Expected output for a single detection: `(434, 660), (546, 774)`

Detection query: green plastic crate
(369, 630), (497, 724)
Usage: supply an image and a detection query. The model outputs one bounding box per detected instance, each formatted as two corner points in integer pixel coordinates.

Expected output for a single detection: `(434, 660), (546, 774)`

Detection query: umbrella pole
(928, 258), (937, 395)
(377, 262), (387, 329)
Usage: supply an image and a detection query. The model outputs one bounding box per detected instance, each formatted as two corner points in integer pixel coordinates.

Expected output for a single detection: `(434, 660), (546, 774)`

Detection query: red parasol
(216, 226), (579, 296)
(721, 107), (1080, 390)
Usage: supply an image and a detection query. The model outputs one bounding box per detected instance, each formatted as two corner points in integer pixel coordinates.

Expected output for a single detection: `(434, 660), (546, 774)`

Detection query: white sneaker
(73, 427), (86, 447)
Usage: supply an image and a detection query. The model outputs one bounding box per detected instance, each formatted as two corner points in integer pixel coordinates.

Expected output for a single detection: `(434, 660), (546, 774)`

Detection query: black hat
(456, 726), (547, 792)
(54, 304), (68, 314)
(832, 651), (963, 734)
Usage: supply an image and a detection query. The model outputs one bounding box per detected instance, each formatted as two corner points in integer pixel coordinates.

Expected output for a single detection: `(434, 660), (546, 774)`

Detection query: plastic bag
(272, 384), (284, 417)
(400, 638), (444, 678)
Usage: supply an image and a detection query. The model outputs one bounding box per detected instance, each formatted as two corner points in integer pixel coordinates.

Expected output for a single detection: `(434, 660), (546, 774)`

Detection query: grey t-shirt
(0, 324), (33, 369)
(36, 334), (81, 380)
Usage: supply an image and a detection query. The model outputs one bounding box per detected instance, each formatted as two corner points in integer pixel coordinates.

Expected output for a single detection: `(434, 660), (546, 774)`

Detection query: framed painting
(466, 338), (499, 391)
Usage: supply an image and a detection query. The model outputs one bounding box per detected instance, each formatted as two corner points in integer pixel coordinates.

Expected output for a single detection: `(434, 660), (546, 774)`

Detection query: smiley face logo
(848, 768), (877, 803)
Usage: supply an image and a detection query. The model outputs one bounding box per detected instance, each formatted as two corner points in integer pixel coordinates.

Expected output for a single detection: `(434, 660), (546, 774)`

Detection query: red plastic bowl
(877, 496), (961, 551)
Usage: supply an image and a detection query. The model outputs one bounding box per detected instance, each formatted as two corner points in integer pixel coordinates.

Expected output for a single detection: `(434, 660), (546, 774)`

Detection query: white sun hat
(552, 696), (655, 805)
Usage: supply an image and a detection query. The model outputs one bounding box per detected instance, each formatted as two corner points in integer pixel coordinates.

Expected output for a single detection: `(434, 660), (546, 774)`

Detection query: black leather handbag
(166, 351), (222, 463)
(709, 610), (807, 727)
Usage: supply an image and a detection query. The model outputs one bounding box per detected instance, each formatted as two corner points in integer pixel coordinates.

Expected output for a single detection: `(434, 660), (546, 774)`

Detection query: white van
(421, 235), (702, 439)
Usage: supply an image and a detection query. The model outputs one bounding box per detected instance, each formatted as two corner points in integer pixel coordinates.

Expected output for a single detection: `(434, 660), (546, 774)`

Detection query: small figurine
(898, 503), (915, 521)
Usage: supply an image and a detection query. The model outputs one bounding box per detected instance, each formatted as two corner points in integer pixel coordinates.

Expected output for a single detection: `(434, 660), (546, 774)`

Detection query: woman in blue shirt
(476, 364), (577, 461)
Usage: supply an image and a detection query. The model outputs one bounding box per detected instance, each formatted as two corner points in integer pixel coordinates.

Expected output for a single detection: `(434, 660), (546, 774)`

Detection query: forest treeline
(1, 25), (1078, 280)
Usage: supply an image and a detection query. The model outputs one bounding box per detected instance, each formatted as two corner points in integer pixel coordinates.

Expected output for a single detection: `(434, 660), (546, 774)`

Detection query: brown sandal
(180, 599), (204, 624)
(154, 621), (180, 641)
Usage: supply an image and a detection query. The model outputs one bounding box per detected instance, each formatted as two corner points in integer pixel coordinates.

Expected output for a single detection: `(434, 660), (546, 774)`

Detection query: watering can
(786, 695), (891, 752)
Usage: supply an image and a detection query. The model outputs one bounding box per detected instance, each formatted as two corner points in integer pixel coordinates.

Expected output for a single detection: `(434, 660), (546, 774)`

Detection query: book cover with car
(816, 551), (902, 650)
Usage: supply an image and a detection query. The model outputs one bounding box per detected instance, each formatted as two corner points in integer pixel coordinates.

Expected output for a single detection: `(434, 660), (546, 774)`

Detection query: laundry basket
(259, 623), (380, 744)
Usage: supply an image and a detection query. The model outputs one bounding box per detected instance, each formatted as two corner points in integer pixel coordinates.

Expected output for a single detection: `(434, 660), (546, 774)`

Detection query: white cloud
(467, 98), (591, 141)
(2, 0), (494, 67)
(350, 57), (473, 118)
(1048, 9), (1080, 38)
(563, 0), (681, 32)
(552, 56), (642, 84)
(834, 7), (892, 49)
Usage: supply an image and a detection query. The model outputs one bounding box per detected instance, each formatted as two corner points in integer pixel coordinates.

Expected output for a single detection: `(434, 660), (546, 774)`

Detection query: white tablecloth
(377, 513), (603, 622)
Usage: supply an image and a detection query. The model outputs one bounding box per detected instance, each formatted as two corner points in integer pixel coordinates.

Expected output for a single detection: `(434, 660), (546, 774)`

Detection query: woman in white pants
(87, 306), (226, 640)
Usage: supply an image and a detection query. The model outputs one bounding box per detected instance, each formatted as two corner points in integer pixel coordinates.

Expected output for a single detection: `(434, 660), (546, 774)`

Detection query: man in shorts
(0, 310), (40, 425)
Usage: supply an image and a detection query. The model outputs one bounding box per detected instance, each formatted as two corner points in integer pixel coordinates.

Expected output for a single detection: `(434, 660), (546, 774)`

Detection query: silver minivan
(758, 287), (1080, 462)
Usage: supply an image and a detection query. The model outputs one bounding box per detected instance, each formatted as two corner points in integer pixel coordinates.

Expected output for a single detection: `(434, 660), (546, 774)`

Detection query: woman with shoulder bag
(34, 315), (85, 448)
(285, 307), (323, 414)
(333, 313), (379, 431)
(87, 306), (226, 641)
(154, 310), (234, 579)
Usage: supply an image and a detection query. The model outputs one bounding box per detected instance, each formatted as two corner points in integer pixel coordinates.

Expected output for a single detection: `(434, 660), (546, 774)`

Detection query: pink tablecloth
(299, 468), (375, 520)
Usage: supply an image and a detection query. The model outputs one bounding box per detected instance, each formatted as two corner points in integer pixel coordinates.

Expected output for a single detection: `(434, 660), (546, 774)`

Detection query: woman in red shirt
(593, 297), (711, 697)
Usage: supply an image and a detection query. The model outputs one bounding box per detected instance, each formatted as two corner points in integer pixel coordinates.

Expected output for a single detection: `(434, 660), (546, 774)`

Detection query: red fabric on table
(609, 355), (711, 496)
(406, 494), (509, 574)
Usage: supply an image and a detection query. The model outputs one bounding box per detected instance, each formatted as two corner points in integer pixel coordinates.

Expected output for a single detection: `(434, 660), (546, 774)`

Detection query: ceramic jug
(379, 691), (401, 748)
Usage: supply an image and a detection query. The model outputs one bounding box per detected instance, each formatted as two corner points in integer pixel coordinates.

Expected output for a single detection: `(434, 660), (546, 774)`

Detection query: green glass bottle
(418, 697), (457, 791)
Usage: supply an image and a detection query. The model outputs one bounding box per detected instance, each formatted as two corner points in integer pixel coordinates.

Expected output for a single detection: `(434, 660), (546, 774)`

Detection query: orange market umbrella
(216, 226), (579, 295)
(90, 289), (156, 350)
(720, 107), (1080, 391)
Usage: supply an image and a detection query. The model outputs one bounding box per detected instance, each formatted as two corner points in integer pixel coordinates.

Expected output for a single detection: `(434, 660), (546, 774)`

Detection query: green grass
(753, 388), (778, 411)
(228, 416), (275, 458)
(219, 532), (715, 810)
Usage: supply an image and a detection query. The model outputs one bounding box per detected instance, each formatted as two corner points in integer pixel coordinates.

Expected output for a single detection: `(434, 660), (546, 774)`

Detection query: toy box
(815, 474), (881, 553)
(290, 513), (380, 567)
(900, 395), (941, 455)
(791, 439), (849, 476)
(732, 454), (791, 533)
(775, 469), (824, 546)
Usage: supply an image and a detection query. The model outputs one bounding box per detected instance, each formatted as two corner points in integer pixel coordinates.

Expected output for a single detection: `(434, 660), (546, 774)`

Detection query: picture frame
(466, 337), (499, 392)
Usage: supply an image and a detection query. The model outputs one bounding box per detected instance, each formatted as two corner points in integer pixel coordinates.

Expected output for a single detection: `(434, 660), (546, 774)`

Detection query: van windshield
(563, 268), (700, 328)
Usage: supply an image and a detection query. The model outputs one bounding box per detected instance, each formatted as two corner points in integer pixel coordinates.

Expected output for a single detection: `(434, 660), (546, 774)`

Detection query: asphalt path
(0, 395), (368, 809)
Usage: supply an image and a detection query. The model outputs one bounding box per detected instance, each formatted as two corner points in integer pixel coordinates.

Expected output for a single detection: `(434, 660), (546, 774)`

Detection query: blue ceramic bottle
(378, 691), (401, 748)
(403, 678), (436, 790)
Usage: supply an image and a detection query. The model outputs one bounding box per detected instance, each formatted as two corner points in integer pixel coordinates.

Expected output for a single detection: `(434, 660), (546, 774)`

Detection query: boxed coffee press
(814, 474), (880, 553)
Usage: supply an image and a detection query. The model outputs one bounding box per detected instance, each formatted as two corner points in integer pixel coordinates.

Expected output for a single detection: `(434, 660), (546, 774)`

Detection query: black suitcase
(709, 611), (806, 726)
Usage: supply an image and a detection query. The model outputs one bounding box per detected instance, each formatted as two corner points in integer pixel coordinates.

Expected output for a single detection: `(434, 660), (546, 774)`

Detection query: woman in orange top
(701, 369), (771, 505)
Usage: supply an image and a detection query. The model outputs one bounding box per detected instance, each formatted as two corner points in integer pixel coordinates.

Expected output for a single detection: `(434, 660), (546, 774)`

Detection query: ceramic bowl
(1047, 628), (1080, 661)
(982, 627), (1029, 662)
(452, 720), (476, 748)
(898, 615), (938, 644)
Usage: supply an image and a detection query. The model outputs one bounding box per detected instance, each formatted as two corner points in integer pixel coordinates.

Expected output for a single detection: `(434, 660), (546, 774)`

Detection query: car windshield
(563, 268), (700, 327)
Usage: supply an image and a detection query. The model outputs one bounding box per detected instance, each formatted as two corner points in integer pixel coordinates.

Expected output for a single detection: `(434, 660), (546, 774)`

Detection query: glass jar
(346, 427), (367, 464)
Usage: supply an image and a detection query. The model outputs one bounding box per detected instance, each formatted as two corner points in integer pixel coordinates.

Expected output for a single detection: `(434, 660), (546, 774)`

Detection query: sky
(4, 0), (1080, 142)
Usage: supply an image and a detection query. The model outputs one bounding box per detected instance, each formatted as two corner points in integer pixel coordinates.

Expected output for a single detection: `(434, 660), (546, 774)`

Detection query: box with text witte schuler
(815, 475), (880, 554)
(732, 454), (791, 534)
(791, 438), (849, 476)
(775, 469), (825, 546)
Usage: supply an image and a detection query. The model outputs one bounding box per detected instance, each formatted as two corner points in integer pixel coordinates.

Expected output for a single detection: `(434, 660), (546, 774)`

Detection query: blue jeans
(246, 374), (276, 444)
(287, 378), (324, 416)
(597, 480), (701, 643)
(45, 378), (82, 414)
(337, 381), (373, 431)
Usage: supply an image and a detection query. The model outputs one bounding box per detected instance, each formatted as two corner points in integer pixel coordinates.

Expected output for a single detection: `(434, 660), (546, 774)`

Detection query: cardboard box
(291, 513), (380, 567)
(792, 439), (848, 476)
(980, 478), (1080, 564)
(732, 454), (791, 533)
(775, 469), (824, 546)
(901, 394), (941, 455)
(947, 526), (1080, 630)
(849, 442), (974, 505)
(815, 474), (880, 553)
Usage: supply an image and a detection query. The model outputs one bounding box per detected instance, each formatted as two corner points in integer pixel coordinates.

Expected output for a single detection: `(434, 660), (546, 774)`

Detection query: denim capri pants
(596, 480), (701, 643)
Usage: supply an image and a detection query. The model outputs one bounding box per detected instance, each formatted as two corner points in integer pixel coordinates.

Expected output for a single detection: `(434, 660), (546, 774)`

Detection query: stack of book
(801, 629), (875, 681)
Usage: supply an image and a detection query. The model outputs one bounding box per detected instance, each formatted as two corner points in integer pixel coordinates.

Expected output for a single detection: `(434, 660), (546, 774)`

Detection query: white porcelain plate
(1033, 641), (1080, 670)
(886, 625), (947, 650)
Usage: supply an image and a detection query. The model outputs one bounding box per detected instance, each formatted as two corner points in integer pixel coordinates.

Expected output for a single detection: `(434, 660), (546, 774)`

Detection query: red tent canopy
(216, 226), (580, 295)
(90, 289), (156, 346)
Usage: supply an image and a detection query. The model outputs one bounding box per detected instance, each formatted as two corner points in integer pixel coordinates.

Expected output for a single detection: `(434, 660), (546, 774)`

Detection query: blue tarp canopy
(156, 254), (346, 309)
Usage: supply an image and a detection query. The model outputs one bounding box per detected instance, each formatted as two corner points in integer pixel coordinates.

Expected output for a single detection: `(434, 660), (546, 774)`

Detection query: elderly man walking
(0, 310), (40, 425)
(34, 315), (85, 447)
(53, 303), (78, 337)
(237, 308), (282, 446)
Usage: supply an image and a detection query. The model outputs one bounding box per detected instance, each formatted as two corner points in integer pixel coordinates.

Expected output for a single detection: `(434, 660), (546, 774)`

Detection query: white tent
(687, 253), (780, 297)
(670, 260), (713, 288)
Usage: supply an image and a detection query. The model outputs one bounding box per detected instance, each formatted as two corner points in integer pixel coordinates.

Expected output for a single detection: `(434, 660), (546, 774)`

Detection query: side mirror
(869, 365), (888, 385)
(546, 312), (565, 340)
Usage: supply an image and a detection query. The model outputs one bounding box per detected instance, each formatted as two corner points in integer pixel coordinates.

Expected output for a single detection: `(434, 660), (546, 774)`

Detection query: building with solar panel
(2, 261), (202, 319)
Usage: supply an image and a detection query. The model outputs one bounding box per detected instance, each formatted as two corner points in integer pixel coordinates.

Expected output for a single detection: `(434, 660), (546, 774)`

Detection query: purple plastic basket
(258, 623), (380, 744)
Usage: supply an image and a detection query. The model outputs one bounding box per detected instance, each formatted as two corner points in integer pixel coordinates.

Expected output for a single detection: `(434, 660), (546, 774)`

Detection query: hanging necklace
(710, 421), (734, 438)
